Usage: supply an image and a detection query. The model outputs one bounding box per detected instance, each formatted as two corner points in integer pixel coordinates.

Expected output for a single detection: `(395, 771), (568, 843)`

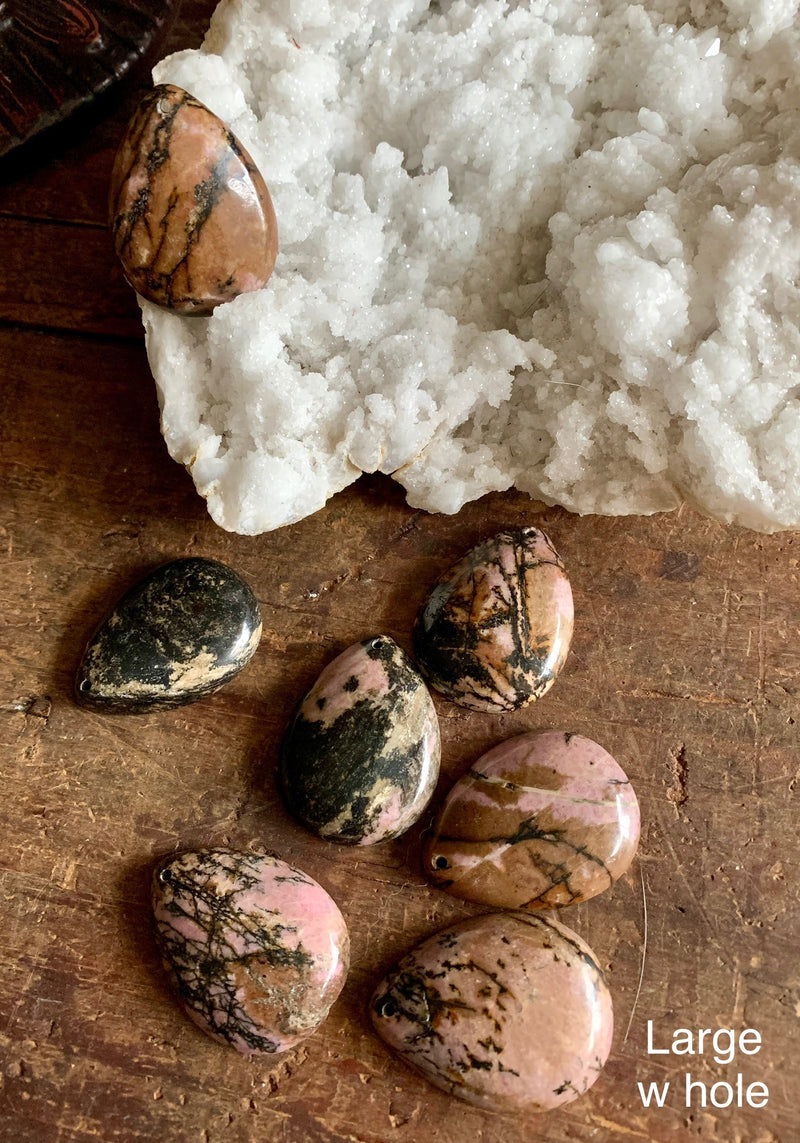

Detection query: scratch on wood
(389, 514), (421, 543)
(751, 548), (768, 790)
(723, 876), (766, 932)
(719, 578), (731, 662)
(655, 811), (729, 965)
(728, 771), (797, 794)
(304, 516), (423, 601)
(304, 566), (363, 600)
(666, 743), (688, 814)
(623, 686), (742, 706)
(4, 937), (49, 1038)
(2, 695), (52, 720)
(50, 856), (78, 891)
(4, 695), (53, 763)
(732, 956), (746, 1026)
(590, 1114), (651, 1138)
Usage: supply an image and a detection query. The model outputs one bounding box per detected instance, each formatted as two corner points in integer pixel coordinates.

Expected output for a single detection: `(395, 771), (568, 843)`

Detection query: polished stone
(370, 910), (613, 1112)
(76, 557), (261, 712)
(152, 849), (349, 1055)
(281, 635), (440, 844)
(412, 527), (573, 712)
(423, 730), (640, 909)
(109, 83), (278, 314)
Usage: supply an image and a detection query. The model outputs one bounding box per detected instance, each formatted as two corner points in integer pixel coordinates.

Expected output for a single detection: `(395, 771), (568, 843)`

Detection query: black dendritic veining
(510, 913), (608, 995)
(153, 850), (314, 1053)
(373, 913), (609, 1107)
(412, 527), (568, 711)
(111, 85), (264, 312)
(429, 766), (615, 905)
(373, 943), (520, 1091)
(495, 813), (612, 903)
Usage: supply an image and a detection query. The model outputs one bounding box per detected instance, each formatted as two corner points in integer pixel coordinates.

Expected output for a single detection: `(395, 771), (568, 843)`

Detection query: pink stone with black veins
(152, 849), (349, 1055)
(281, 635), (440, 845)
(423, 730), (640, 909)
(109, 84), (278, 314)
(413, 527), (573, 712)
(371, 910), (613, 1113)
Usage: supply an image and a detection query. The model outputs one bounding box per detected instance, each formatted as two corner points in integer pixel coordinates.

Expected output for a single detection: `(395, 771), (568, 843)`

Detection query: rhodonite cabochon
(370, 911), (613, 1113)
(152, 849), (349, 1055)
(109, 83), (278, 314)
(75, 557), (261, 712)
(281, 635), (440, 844)
(423, 730), (640, 909)
(412, 527), (574, 712)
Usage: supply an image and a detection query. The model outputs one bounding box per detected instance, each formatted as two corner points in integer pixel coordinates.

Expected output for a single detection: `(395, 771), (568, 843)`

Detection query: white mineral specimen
(143, 0), (800, 533)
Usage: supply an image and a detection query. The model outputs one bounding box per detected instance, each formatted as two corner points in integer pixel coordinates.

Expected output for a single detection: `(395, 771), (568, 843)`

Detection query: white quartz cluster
(144, 0), (800, 533)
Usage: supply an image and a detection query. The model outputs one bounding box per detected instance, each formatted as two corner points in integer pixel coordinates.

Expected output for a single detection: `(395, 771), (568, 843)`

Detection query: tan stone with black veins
(413, 527), (574, 712)
(109, 83), (278, 314)
(423, 730), (641, 909)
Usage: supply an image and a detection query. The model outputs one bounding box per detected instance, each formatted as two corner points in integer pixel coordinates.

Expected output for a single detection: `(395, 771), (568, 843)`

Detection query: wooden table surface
(1, 5), (798, 1141)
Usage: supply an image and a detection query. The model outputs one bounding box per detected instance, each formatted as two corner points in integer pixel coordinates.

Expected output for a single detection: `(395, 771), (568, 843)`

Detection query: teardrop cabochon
(413, 527), (574, 713)
(152, 849), (349, 1055)
(281, 635), (440, 845)
(370, 910), (613, 1113)
(76, 557), (261, 712)
(109, 83), (278, 314)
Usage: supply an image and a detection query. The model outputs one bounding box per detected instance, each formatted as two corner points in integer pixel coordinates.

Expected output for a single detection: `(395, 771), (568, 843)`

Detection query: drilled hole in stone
(376, 995), (397, 1019)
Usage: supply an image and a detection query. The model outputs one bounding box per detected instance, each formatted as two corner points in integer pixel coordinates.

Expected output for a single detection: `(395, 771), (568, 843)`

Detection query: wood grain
(0, 0), (180, 158)
(1, 7), (799, 1142)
